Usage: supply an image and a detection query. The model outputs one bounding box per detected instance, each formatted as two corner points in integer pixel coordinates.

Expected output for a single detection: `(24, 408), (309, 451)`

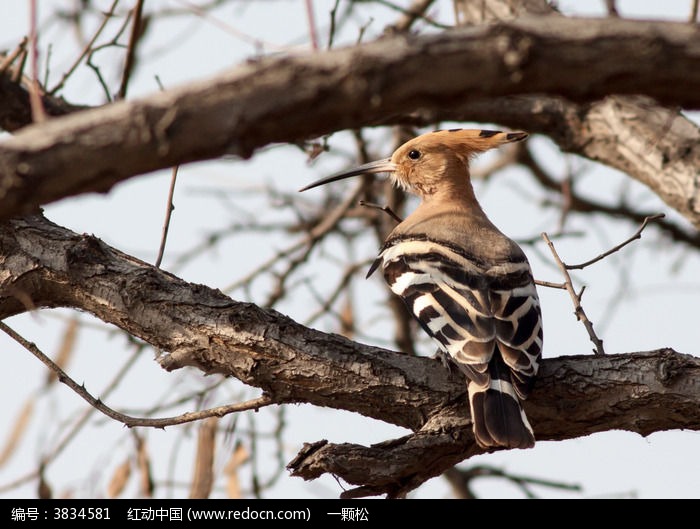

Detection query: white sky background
(0, 0), (699, 499)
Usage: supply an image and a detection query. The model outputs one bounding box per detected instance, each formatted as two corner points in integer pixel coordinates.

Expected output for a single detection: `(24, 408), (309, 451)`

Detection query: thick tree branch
(0, 215), (459, 432)
(1, 16), (700, 220)
(289, 348), (700, 497)
(2, 215), (700, 496)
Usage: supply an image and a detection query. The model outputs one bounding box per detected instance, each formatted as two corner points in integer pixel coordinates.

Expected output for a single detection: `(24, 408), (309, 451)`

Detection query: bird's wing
(488, 273), (542, 398)
(376, 237), (542, 398)
(377, 238), (496, 381)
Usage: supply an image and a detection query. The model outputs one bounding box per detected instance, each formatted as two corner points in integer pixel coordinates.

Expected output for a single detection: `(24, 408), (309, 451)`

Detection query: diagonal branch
(566, 214), (665, 270)
(542, 232), (605, 356)
(0, 320), (274, 428)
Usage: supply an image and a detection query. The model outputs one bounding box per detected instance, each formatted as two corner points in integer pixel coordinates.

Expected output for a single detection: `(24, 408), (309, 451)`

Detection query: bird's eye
(408, 149), (421, 160)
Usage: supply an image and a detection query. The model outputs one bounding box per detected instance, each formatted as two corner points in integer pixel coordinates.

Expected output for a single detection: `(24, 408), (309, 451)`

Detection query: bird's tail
(467, 354), (535, 450)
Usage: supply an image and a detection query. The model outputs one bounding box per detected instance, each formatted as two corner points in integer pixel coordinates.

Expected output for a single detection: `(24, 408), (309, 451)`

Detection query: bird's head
(299, 129), (528, 199)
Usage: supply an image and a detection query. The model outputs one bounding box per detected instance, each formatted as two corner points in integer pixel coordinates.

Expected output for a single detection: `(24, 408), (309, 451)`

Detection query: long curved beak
(299, 158), (397, 192)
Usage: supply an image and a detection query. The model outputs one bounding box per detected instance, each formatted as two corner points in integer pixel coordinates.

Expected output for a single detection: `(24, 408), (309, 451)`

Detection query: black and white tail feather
(369, 234), (543, 449)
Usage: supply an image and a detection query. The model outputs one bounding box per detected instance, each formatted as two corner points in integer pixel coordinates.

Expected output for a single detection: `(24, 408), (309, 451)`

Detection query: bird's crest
(413, 128), (528, 156)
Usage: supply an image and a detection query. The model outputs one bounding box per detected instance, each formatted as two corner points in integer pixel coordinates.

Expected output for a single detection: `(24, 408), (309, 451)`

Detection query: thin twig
(444, 465), (582, 499)
(691, 0), (699, 23)
(534, 279), (567, 290)
(42, 43), (52, 88)
(155, 166), (179, 268)
(566, 214), (665, 270)
(86, 7), (133, 102)
(0, 37), (28, 74)
(305, 259), (371, 326)
(517, 146), (700, 252)
(516, 230), (585, 247)
(225, 177), (367, 294)
(117, 0), (145, 99)
(28, 0), (47, 122)
(0, 321), (274, 428)
(606, 0), (619, 17)
(327, 0), (341, 50)
(359, 200), (403, 223)
(177, 0), (283, 53)
(541, 233), (605, 355)
(380, 0), (448, 30)
(0, 343), (143, 494)
(304, 0), (319, 50)
(41, 346), (142, 468)
(49, 0), (119, 94)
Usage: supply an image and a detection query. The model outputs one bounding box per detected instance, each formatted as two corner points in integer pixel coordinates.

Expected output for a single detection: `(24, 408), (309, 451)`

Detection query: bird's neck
(419, 174), (483, 213)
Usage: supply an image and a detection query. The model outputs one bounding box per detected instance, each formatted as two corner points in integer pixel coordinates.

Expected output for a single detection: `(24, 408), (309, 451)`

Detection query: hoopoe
(300, 129), (542, 450)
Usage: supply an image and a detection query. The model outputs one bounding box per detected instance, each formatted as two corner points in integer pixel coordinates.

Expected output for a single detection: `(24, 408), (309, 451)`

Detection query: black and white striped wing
(488, 269), (542, 397)
(371, 236), (543, 448)
(374, 237), (541, 372)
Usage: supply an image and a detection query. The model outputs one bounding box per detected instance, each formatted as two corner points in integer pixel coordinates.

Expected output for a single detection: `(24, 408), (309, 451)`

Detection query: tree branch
(2, 16), (700, 220)
(541, 232), (605, 356)
(289, 348), (700, 497)
(2, 215), (700, 496)
(0, 320), (273, 428)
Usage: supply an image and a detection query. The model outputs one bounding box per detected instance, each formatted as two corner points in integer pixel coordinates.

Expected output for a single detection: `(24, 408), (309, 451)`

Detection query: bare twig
(516, 230), (585, 247)
(691, 0), (699, 23)
(85, 8), (133, 101)
(0, 37), (28, 74)
(48, 0), (119, 94)
(534, 279), (567, 290)
(559, 176), (573, 232)
(43, 346), (142, 465)
(327, 0), (341, 50)
(11, 48), (28, 83)
(177, 0), (283, 53)
(517, 146), (700, 253)
(359, 200), (403, 223)
(117, 0), (145, 99)
(155, 166), (179, 268)
(381, 0), (448, 31)
(257, 406), (287, 492)
(225, 177), (368, 294)
(541, 233), (606, 355)
(0, 344), (143, 494)
(0, 321), (274, 428)
(304, 258), (373, 328)
(606, 0), (620, 17)
(444, 465), (582, 499)
(28, 0), (46, 123)
(566, 214), (665, 270)
(387, 0), (438, 32)
(304, 0), (319, 51)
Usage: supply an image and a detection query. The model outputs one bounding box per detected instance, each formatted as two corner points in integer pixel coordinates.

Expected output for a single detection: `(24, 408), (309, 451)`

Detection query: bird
(300, 129), (542, 450)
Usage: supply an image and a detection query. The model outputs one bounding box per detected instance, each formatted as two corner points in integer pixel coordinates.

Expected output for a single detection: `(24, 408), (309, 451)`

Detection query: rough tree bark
(1, 215), (699, 497)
